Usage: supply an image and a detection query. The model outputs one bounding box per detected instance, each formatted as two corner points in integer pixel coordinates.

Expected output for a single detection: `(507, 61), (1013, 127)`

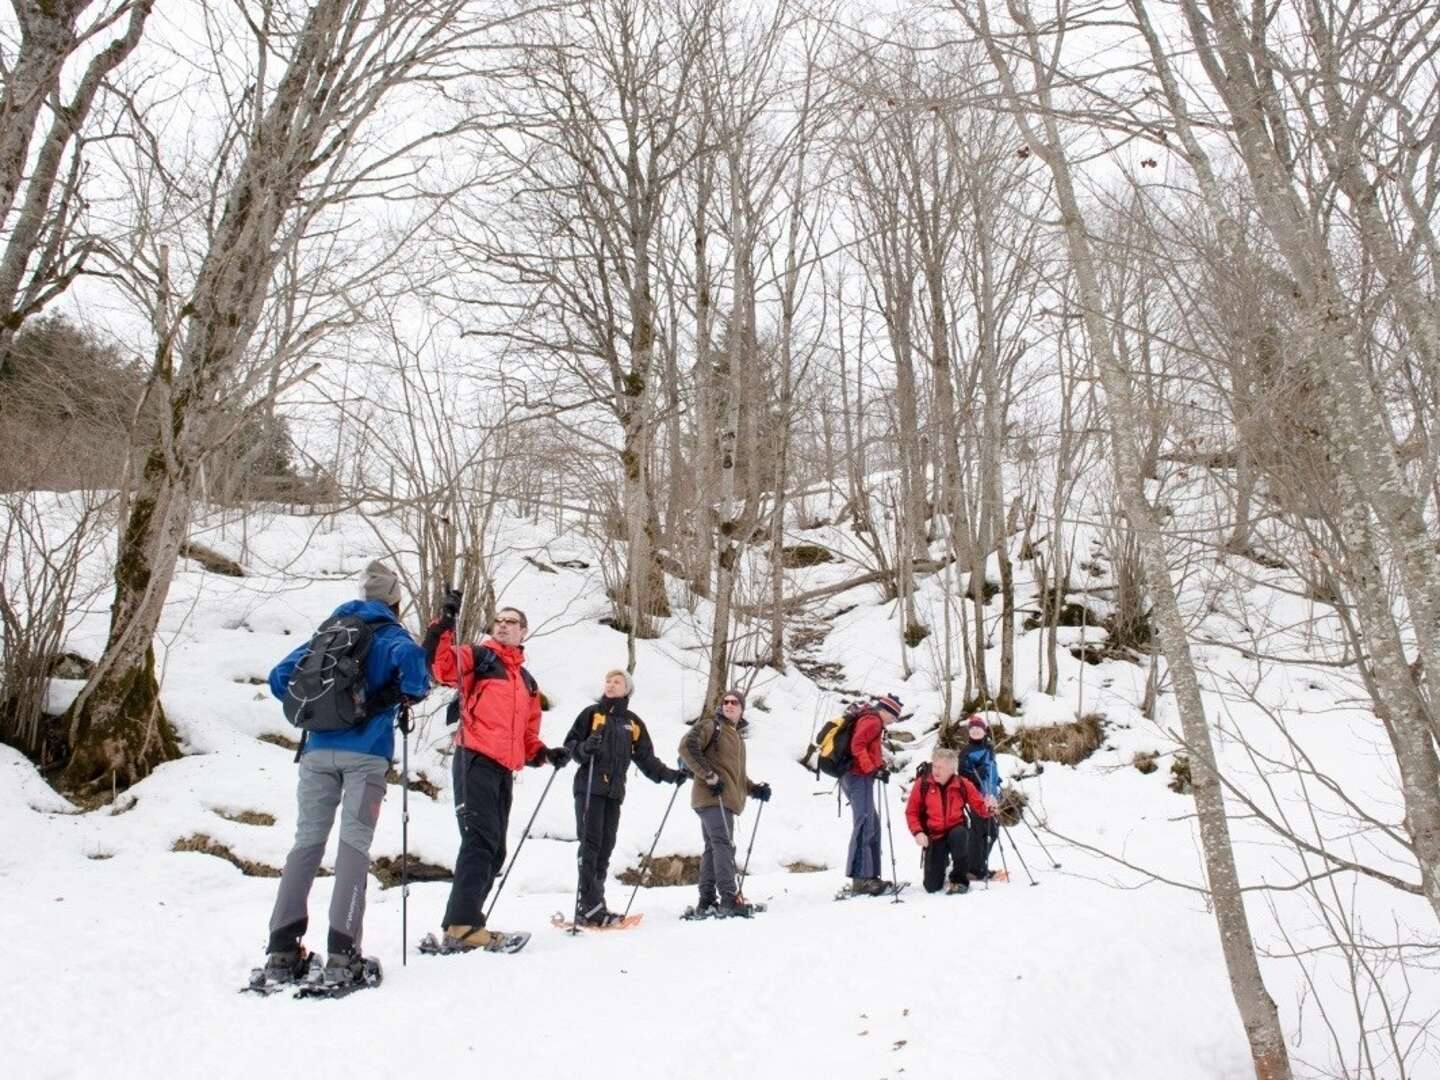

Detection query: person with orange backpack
(905, 746), (991, 893)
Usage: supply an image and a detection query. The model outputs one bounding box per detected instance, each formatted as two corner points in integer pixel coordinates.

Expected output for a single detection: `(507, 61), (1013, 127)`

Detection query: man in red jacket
(906, 747), (990, 894)
(425, 592), (568, 949)
(842, 693), (903, 896)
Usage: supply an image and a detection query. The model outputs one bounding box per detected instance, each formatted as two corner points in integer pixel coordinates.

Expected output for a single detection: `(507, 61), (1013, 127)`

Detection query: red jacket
(430, 628), (545, 771)
(905, 772), (989, 840)
(849, 711), (885, 775)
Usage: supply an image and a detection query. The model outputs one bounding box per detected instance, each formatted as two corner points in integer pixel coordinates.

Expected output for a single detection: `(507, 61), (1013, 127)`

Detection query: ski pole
(571, 754), (596, 934)
(879, 777), (902, 904)
(401, 702), (411, 967)
(1000, 824), (1038, 886)
(485, 762), (562, 923)
(1021, 814), (1061, 868)
(622, 778), (682, 919)
(734, 798), (765, 901)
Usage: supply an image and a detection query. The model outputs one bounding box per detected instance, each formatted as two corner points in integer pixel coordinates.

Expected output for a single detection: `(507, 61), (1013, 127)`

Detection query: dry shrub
(1133, 750), (1160, 775)
(1004, 713), (1105, 766)
(385, 768), (441, 800)
(370, 855), (453, 888)
(213, 808), (276, 826)
(996, 784), (1028, 827)
(785, 859), (827, 873)
(179, 541), (245, 577)
(172, 834), (281, 877)
(781, 543), (835, 568)
(1169, 754), (1193, 794)
(258, 732), (300, 752)
(618, 853), (701, 887)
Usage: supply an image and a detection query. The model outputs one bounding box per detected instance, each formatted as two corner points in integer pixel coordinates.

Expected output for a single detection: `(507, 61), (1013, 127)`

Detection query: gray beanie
(362, 559), (403, 607)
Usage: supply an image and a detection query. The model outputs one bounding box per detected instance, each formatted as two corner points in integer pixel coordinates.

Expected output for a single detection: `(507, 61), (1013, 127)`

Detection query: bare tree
(62, 0), (533, 793)
(955, 1), (1294, 1074)
(0, 0), (154, 369)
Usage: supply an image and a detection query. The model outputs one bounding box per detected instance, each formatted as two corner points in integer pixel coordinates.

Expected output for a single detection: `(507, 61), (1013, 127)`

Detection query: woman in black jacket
(563, 670), (686, 926)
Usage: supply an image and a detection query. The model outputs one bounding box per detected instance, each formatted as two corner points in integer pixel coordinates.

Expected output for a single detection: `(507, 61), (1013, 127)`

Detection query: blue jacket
(961, 742), (1000, 798)
(269, 599), (430, 762)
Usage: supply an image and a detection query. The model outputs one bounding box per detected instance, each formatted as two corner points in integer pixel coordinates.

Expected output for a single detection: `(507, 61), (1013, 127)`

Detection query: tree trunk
(1334, 481), (1440, 924)
(965, 5), (1293, 1073)
(62, 449), (186, 792)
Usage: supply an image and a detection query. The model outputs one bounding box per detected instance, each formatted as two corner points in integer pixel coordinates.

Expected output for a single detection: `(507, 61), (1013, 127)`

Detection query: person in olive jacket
(677, 688), (771, 918)
(563, 670), (686, 926)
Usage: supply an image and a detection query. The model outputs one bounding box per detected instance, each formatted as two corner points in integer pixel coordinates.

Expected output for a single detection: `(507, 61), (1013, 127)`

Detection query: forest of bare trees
(3, 1), (1438, 1075)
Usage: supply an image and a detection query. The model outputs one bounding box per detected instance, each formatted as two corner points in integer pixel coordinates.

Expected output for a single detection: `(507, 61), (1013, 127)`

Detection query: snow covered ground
(3, 499), (1435, 1078)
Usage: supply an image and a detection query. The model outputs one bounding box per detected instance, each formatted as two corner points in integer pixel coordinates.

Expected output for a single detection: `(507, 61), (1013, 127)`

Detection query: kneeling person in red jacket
(426, 592), (568, 949)
(905, 747), (991, 894)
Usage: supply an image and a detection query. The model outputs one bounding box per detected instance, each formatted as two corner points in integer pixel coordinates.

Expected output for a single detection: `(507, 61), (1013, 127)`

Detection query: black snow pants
(575, 793), (623, 918)
(442, 749), (514, 929)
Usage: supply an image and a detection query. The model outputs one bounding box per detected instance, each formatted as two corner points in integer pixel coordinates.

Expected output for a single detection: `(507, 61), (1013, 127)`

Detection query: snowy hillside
(3, 499), (1435, 1079)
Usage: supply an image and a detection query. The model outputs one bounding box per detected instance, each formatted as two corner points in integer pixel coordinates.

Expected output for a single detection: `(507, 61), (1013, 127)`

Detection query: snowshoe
(417, 929), (530, 956)
(551, 911), (644, 933)
(294, 955), (382, 1000)
(681, 900), (766, 920)
(241, 948), (320, 996)
(945, 880), (970, 895)
(834, 879), (908, 901)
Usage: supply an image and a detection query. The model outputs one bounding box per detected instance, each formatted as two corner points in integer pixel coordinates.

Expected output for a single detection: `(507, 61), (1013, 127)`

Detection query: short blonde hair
(603, 669), (633, 695)
(932, 747), (959, 767)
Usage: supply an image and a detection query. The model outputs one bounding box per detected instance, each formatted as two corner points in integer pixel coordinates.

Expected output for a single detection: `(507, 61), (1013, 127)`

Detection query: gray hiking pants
(696, 805), (738, 903)
(842, 771), (882, 879)
(267, 749), (388, 955)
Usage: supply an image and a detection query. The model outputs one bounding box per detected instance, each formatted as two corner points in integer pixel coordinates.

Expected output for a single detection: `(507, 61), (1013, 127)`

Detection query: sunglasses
(722, 698), (742, 706)
(494, 616), (523, 627)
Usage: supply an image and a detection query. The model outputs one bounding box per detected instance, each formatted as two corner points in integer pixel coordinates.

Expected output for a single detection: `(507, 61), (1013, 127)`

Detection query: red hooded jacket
(905, 770), (990, 840)
(430, 627), (545, 771)
(849, 710), (886, 776)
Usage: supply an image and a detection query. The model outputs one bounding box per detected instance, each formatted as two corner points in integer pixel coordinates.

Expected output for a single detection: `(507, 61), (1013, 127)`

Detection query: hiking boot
(441, 924), (493, 952)
(263, 947), (309, 983)
(695, 892), (718, 915)
(851, 877), (891, 897)
(716, 898), (754, 918)
(324, 949), (365, 985)
(945, 880), (969, 895)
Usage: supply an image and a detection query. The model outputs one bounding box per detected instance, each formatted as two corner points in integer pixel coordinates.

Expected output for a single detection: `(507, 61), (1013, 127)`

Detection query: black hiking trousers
(575, 793), (623, 918)
(443, 749), (514, 930)
(922, 825), (972, 892)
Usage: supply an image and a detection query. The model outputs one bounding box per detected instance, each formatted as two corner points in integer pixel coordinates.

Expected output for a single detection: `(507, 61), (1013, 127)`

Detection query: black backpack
(814, 699), (868, 778)
(283, 614), (389, 736)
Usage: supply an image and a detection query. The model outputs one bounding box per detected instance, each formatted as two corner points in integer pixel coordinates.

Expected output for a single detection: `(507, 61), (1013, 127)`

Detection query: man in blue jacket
(261, 560), (430, 985)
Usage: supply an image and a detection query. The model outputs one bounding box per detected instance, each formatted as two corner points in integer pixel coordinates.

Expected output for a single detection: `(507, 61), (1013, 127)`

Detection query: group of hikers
(258, 560), (1003, 990)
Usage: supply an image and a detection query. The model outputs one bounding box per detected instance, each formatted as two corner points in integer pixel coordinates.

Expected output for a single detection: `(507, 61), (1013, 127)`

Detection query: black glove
(580, 732), (603, 757)
(545, 746), (570, 768)
(875, 767), (891, 784)
(751, 782), (771, 802)
(441, 587), (463, 621)
(706, 776), (725, 796)
(670, 769), (688, 785)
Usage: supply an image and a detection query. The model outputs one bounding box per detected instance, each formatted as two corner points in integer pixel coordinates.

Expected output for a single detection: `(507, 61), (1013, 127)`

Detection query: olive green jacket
(678, 716), (756, 815)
